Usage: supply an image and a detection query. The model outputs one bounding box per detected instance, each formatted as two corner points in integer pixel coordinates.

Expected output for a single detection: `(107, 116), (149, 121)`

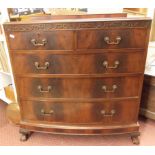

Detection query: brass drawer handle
(102, 84), (117, 93)
(101, 109), (116, 117)
(34, 62), (49, 70)
(31, 38), (47, 46)
(38, 85), (52, 93)
(41, 109), (54, 116)
(104, 36), (121, 45)
(103, 61), (119, 69)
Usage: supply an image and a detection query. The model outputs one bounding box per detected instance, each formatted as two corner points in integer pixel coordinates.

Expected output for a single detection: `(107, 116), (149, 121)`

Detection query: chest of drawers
(3, 17), (151, 144)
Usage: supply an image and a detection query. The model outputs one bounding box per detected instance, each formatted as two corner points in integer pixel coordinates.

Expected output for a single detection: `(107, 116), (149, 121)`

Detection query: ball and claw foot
(20, 134), (28, 141)
(19, 129), (32, 142)
(131, 136), (140, 145)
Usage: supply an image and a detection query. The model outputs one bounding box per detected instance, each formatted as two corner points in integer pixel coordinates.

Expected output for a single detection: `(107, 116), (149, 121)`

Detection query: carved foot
(131, 136), (140, 145)
(131, 132), (140, 145)
(19, 128), (32, 142)
(20, 134), (28, 141)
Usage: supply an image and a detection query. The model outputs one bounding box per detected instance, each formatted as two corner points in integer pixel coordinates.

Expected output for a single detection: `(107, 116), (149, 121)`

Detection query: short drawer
(21, 99), (139, 125)
(18, 76), (142, 99)
(5, 31), (74, 50)
(77, 29), (147, 49)
(11, 51), (145, 75)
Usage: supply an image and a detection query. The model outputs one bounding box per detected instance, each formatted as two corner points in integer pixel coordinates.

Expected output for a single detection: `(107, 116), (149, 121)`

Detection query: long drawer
(77, 29), (147, 49)
(5, 31), (74, 50)
(11, 51), (145, 75)
(17, 76), (141, 99)
(21, 99), (139, 125)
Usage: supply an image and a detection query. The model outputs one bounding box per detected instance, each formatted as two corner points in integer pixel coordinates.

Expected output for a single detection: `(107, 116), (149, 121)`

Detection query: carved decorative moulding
(4, 20), (151, 32)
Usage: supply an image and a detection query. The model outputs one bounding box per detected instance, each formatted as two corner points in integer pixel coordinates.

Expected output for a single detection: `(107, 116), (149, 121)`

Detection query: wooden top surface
(4, 17), (152, 25)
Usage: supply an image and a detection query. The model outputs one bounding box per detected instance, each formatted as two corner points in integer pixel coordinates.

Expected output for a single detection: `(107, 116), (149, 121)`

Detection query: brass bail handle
(104, 36), (121, 45)
(35, 62), (50, 70)
(38, 85), (52, 93)
(31, 38), (47, 46)
(103, 60), (119, 69)
(41, 109), (54, 116)
(100, 109), (116, 117)
(102, 84), (117, 93)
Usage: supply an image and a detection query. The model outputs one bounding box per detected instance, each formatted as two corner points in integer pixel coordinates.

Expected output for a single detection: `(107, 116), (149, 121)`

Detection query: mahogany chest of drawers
(3, 16), (151, 144)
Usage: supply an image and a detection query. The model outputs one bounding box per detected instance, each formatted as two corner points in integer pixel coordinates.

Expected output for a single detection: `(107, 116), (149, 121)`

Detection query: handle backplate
(102, 84), (117, 93)
(103, 61), (119, 69)
(101, 109), (116, 116)
(31, 38), (47, 46)
(34, 62), (49, 70)
(41, 109), (54, 116)
(104, 36), (121, 45)
(38, 85), (52, 93)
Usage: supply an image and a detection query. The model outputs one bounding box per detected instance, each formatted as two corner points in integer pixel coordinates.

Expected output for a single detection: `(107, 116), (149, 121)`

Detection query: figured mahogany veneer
(21, 99), (139, 125)
(11, 51), (145, 74)
(17, 76), (141, 99)
(7, 29), (147, 50)
(77, 29), (147, 49)
(7, 31), (74, 50)
(3, 15), (151, 144)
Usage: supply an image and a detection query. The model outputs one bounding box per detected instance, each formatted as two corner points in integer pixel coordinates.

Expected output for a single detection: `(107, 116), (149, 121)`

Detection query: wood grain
(11, 51), (145, 75)
(3, 17), (151, 142)
(21, 99), (139, 125)
(17, 76), (142, 99)
(6, 31), (74, 50)
(77, 29), (147, 49)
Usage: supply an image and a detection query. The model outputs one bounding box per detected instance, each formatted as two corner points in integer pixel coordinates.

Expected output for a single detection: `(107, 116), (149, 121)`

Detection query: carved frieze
(4, 20), (151, 32)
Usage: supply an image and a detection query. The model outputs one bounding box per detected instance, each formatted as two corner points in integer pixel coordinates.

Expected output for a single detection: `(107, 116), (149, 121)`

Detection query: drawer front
(21, 100), (139, 125)
(11, 52), (145, 75)
(6, 31), (74, 50)
(18, 76), (141, 99)
(77, 29), (147, 49)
